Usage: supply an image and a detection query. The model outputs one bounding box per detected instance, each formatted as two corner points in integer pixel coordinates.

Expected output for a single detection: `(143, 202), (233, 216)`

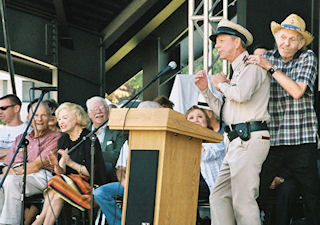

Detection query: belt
(224, 121), (268, 142)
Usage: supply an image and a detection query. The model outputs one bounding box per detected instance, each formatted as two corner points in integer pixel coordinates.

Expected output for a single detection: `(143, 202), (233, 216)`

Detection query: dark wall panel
(0, 8), (55, 65)
(237, 0), (316, 54)
(57, 27), (102, 106)
(105, 45), (143, 94)
(0, 7), (103, 106)
(58, 70), (100, 105)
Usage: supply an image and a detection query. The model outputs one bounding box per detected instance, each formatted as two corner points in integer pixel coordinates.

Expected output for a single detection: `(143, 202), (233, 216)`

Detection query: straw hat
(271, 14), (314, 46)
(210, 19), (253, 47)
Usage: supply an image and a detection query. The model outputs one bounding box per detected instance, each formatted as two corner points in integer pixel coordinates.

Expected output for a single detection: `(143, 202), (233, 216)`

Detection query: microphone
(155, 61), (177, 78)
(30, 86), (58, 92)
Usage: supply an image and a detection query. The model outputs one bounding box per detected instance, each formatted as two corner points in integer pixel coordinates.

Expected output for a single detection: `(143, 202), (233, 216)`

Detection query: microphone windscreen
(168, 61), (177, 70)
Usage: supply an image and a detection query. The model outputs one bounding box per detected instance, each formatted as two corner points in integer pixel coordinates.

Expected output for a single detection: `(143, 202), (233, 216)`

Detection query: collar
(29, 128), (50, 139)
(91, 123), (107, 131)
(273, 49), (303, 61)
(231, 51), (249, 71)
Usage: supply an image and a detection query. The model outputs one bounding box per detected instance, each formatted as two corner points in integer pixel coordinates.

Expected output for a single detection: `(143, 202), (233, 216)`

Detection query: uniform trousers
(210, 130), (270, 225)
(0, 169), (52, 225)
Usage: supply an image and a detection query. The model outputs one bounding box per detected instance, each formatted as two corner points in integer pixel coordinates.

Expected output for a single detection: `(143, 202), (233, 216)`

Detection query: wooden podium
(108, 108), (223, 225)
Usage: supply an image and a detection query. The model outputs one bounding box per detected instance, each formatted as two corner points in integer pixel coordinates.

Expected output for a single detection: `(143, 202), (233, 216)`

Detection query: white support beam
(188, 0), (194, 74)
(188, 0), (230, 75)
(203, 0), (209, 73)
(222, 0), (228, 74)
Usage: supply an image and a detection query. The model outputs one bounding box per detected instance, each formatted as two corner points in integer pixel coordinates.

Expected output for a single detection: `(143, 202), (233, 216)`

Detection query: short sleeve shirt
(116, 140), (128, 169)
(4, 129), (61, 171)
(263, 49), (318, 146)
(0, 123), (28, 149)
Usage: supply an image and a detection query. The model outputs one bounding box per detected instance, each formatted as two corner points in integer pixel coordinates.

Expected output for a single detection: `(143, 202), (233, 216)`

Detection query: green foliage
(127, 70), (143, 91)
(107, 70), (143, 104)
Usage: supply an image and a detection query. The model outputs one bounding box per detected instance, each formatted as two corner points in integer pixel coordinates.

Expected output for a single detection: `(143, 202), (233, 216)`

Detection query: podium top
(108, 108), (223, 143)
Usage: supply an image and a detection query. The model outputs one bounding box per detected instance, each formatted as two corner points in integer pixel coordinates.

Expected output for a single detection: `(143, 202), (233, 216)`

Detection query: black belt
(224, 121), (268, 142)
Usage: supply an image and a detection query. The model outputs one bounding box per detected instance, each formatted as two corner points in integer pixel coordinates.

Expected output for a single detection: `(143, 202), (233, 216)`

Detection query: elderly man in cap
(248, 14), (320, 225)
(194, 19), (270, 225)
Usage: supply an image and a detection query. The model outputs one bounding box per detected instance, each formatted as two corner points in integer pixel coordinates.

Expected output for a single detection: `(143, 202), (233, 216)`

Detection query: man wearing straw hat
(194, 19), (270, 225)
(248, 14), (320, 225)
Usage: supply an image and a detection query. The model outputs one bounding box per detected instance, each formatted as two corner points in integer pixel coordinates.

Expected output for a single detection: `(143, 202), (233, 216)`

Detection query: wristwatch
(268, 65), (278, 75)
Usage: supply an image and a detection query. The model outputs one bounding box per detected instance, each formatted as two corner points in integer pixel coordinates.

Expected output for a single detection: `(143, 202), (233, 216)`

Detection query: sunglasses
(0, 104), (16, 111)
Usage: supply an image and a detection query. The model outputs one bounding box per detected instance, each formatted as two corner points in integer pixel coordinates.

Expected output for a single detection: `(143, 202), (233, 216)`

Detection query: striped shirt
(200, 126), (225, 192)
(263, 49), (318, 146)
(4, 129), (61, 171)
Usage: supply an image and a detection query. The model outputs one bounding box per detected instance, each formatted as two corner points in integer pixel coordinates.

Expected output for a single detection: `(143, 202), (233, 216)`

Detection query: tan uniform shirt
(202, 51), (270, 125)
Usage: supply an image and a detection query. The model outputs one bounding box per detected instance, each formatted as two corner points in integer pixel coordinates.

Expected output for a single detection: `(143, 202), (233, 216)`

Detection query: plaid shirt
(264, 49), (318, 146)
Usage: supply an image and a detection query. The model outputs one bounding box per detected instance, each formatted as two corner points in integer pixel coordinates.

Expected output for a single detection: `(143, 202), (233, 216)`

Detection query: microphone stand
(20, 138), (29, 224)
(68, 62), (175, 225)
(0, 90), (49, 225)
(89, 135), (97, 225)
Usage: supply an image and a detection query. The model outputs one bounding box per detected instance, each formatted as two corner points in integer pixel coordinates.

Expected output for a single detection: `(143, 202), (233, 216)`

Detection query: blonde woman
(32, 102), (107, 225)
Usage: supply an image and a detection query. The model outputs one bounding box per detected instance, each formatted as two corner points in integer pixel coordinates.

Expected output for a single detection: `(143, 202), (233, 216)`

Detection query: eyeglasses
(90, 105), (107, 112)
(0, 104), (16, 111)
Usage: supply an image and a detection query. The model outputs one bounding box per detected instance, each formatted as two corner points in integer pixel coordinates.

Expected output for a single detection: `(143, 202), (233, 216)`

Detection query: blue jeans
(94, 182), (124, 225)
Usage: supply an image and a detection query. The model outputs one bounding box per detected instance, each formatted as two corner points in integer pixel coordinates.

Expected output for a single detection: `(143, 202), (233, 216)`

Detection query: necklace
(69, 128), (82, 141)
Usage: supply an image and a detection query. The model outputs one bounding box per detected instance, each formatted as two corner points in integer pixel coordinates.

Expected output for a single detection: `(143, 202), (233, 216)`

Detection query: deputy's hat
(209, 19), (253, 47)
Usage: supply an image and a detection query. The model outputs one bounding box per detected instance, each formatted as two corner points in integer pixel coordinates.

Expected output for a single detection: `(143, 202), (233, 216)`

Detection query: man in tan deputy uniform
(194, 19), (270, 225)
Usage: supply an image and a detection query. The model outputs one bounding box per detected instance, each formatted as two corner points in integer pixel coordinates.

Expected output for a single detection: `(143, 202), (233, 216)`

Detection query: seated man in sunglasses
(0, 94), (28, 167)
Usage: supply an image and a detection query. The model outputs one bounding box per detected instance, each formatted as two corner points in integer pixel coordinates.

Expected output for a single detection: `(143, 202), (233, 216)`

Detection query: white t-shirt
(0, 123), (28, 149)
(116, 140), (129, 168)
